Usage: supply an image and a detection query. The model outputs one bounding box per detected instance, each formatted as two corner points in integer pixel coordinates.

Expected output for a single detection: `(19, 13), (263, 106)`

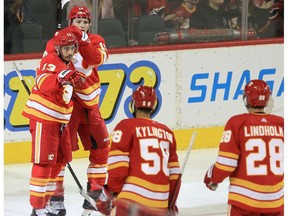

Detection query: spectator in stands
(113, 0), (169, 18)
(113, 0), (169, 31)
(99, 0), (115, 19)
(189, 0), (229, 29)
(4, 0), (33, 54)
(147, 0), (169, 16)
(226, 0), (281, 38)
(271, 0), (284, 37)
(251, 0), (283, 38)
(112, 0), (129, 30)
(167, 0), (183, 11)
(67, 0), (114, 20)
(163, 0), (199, 30)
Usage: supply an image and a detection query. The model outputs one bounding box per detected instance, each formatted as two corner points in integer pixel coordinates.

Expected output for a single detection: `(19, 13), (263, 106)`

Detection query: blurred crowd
(4, 0), (284, 54)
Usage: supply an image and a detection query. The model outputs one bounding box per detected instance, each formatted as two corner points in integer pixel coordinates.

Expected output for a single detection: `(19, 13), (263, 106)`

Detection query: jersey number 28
(246, 138), (284, 176)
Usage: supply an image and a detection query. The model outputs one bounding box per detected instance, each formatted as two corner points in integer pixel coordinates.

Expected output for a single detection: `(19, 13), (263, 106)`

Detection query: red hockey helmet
(243, 79), (271, 107)
(131, 86), (157, 112)
(54, 29), (78, 47)
(68, 6), (91, 20)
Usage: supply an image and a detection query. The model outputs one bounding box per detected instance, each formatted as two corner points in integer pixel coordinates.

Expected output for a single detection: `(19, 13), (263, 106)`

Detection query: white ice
(4, 148), (229, 216)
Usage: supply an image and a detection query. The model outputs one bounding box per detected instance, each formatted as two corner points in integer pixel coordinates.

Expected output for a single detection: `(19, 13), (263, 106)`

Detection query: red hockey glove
(95, 186), (115, 215)
(113, 199), (168, 216)
(167, 205), (178, 216)
(96, 200), (113, 215)
(204, 164), (218, 191)
(58, 69), (86, 88)
(66, 25), (88, 42)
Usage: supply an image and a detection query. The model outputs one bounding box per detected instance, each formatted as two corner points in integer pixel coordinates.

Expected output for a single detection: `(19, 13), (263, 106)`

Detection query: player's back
(122, 117), (176, 181)
(220, 112), (284, 213)
(108, 117), (179, 209)
(229, 113), (283, 184)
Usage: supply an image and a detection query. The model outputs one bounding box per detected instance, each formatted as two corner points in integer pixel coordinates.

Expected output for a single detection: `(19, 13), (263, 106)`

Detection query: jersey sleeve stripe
(215, 162), (236, 172)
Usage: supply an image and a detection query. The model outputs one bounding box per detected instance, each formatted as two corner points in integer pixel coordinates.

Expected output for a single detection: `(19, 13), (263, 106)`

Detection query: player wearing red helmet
(130, 85), (158, 115)
(243, 79), (271, 107)
(95, 86), (181, 216)
(68, 6), (91, 21)
(44, 6), (110, 216)
(22, 29), (86, 216)
(204, 79), (284, 216)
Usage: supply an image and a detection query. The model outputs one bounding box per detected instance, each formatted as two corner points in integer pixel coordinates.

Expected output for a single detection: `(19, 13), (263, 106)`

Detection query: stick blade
(80, 188), (98, 210)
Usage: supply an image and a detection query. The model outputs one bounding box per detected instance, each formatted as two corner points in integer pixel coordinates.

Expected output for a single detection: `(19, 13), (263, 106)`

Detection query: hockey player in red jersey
(45, 6), (111, 216)
(204, 79), (284, 216)
(96, 86), (181, 215)
(22, 29), (86, 216)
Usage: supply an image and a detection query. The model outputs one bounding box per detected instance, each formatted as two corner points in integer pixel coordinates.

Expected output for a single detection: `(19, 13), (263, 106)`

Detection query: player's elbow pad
(61, 84), (73, 104)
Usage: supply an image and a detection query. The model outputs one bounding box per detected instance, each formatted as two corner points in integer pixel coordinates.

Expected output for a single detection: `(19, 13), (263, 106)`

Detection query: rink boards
(4, 40), (284, 164)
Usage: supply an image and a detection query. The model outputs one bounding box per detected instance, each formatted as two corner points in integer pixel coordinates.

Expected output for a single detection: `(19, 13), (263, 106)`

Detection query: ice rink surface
(4, 148), (229, 216)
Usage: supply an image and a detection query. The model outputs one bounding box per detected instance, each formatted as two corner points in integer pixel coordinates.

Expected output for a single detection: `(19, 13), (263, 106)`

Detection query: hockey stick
(65, 163), (97, 208)
(13, 61), (99, 210)
(169, 131), (197, 209)
(57, 0), (62, 30)
(13, 62), (31, 95)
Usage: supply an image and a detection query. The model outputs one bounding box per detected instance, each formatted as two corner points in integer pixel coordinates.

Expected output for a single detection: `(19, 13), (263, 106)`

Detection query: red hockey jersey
(210, 112), (284, 213)
(45, 32), (109, 109)
(22, 52), (76, 124)
(134, 0), (168, 16)
(173, 3), (197, 19)
(107, 117), (180, 209)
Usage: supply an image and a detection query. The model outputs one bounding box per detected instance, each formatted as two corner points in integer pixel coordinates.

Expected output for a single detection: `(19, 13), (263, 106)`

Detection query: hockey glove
(167, 205), (178, 216)
(204, 164), (218, 191)
(96, 200), (113, 215)
(58, 69), (86, 88)
(95, 186), (115, 215)
(66, 25), (89, 42)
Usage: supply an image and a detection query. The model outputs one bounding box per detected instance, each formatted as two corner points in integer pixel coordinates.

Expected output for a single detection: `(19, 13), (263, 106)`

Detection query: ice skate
(30, 207), (59, 216)
(82, 183), (103, 216)
(47, 196), (66, 216)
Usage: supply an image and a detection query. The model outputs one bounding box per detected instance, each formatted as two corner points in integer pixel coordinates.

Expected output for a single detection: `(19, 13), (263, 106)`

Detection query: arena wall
(4, 39), (284, 164)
